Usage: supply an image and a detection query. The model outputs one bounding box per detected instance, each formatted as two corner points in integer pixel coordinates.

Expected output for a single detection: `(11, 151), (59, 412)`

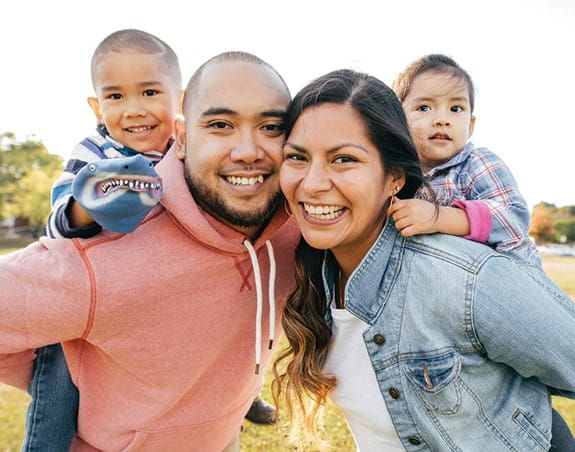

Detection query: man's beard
(184, 167), (283, 229)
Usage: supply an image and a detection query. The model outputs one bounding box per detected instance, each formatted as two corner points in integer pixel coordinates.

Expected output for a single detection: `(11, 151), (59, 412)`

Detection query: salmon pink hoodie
(0, 149), (300, 451)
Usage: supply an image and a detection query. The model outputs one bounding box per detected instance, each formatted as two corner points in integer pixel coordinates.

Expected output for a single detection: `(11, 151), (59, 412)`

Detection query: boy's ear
(468, 115), (476, 137)
(87, 97), (103, 120)
(175, 117), (186, 160)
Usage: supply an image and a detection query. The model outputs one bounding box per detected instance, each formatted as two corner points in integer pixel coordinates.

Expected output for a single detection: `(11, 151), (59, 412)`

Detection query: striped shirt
(417, 141), (541, 266)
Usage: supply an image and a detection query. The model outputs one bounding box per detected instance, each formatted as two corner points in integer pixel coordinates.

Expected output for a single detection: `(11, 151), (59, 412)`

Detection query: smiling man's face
(176, 61), (290, 238)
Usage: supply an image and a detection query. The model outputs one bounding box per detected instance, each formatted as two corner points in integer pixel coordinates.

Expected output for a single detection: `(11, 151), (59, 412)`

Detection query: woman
(273, 69), (575, 451)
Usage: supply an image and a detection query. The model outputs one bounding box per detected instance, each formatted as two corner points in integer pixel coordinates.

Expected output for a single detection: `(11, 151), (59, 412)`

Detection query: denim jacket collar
(321, 218), (405, 324)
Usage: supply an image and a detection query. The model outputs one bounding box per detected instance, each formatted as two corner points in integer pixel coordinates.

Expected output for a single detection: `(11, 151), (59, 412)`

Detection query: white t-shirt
(323, 305), (404, 452)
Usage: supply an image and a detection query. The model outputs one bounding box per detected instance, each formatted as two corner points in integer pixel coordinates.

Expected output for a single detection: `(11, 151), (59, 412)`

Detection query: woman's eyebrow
(284, 143), (367, 154)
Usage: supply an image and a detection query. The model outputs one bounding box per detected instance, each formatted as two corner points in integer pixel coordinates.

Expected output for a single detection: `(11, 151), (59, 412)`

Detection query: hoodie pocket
(403, 351), (462, 415)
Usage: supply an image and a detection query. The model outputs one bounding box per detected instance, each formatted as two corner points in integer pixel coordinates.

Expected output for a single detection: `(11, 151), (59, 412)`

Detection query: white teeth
(226, 175), (265, 186)
(127, 126), (153, 132)
(303, 203), (345, 220)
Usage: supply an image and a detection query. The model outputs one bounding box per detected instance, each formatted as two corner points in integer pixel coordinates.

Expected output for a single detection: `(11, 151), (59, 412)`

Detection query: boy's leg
(551, 407), (575, 451)
(22, 344), (79, 452)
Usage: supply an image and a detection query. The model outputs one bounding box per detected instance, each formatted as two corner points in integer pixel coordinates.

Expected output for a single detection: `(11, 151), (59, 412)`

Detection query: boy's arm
(48, 141), (102, 239)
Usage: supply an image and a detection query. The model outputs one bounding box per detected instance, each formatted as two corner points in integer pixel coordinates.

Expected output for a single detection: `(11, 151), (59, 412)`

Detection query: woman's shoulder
(403, 233), (504, 273)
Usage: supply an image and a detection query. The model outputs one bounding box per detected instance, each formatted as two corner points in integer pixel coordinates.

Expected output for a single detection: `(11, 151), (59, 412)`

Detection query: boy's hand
(71, 154), (163, 233)
(388, 197), (439, 237)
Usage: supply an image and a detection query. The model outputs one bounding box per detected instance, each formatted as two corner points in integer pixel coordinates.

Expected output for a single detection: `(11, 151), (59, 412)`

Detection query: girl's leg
(551, 407), (575, 451)
(22, 344), (79, 452)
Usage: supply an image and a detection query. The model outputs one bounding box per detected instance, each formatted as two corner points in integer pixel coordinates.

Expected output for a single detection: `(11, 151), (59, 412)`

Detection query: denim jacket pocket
(404, 351), (462, 415)
(512, 408), (549, 451)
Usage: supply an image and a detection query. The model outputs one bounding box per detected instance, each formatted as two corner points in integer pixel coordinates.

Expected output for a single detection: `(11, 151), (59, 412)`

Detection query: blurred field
(0, 239), (573, 450)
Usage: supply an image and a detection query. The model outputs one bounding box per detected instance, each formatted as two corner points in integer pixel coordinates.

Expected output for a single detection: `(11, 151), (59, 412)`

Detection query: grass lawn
(0, 238), (573, 450)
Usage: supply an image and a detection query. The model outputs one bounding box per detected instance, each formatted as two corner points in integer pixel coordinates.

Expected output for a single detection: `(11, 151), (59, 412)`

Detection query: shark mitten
(71, 154), (163, 233)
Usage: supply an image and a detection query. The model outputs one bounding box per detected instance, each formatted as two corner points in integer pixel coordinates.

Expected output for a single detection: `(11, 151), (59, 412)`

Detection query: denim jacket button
(408, 437), (421, 445)
(389, 388), (400, 399)
(373, 333), (386, 345)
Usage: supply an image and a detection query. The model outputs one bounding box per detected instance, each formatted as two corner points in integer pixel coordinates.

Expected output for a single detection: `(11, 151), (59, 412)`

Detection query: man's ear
(178, 89), (185, 115)
(175, 117), (186, 160)
(87, 97), (103, 120)
(468, 115), (476, 137)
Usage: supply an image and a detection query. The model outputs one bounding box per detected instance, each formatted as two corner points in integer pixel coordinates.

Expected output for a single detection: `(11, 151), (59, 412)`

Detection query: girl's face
(402, 71), (475, 173)
(281, 103), (403, 272)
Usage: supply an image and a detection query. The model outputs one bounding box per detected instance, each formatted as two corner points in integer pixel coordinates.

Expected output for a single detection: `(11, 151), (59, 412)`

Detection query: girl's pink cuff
(451, 200), (492, 243)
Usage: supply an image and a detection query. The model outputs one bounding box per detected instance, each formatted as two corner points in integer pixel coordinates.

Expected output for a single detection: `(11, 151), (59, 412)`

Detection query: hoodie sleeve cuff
(451, 200), (492, 243)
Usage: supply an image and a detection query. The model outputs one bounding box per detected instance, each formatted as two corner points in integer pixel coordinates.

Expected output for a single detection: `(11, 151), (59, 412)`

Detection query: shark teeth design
(226, 175), (265, 186)
(98, 177), (162, 195)
(303, 203), (345, 220)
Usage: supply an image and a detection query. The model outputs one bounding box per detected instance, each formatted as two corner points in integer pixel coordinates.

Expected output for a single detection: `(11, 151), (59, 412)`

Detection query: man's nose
(230, 131), (262, 163)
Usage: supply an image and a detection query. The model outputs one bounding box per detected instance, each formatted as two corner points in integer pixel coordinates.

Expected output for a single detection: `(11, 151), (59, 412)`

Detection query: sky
(1, 0), (574, 209)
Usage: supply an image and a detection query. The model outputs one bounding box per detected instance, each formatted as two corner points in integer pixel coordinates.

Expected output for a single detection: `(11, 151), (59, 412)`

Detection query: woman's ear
(175, 117), (186, 160)
(87, 97), (103, 120)
(390, 170), (406, 195)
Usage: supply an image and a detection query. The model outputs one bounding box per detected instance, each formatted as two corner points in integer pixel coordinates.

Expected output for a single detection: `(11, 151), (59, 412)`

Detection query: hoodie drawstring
(243, 239), (277, 375)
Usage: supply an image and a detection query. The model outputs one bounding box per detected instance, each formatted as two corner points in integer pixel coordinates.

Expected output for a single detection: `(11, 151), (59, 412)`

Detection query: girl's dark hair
(272, 69), (425, 445)
(392, 53), (476, 113)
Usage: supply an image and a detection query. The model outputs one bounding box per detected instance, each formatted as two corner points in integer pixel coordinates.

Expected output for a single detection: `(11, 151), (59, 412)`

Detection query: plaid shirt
(417, 141), (541, 266)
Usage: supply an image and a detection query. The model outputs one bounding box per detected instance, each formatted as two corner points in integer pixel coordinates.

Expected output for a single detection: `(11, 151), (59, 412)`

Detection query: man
(0, 52), (299, 451)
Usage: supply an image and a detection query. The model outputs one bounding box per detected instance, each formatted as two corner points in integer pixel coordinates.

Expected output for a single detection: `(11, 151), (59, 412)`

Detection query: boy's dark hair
(392, 54), (475, 113)
(91, 29), (181, 90)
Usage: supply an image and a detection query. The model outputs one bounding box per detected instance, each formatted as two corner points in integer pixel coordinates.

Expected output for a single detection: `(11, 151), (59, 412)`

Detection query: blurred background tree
(530, 202), (575, 244)
(0, 132), (63, 233)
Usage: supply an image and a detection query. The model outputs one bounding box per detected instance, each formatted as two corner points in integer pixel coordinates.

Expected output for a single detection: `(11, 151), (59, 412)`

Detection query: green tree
(0, 132), (63, 226)
(555, 218), (575, 242)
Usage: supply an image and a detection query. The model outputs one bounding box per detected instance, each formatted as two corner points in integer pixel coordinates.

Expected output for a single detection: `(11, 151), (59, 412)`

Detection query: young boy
(390, 54), (540, 267)
(47, 28), (181, 239)
(25, 29), (182, 450)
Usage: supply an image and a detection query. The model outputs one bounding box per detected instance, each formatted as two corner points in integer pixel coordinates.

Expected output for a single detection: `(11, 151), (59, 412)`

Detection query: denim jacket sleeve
(472, 254), (575, 395)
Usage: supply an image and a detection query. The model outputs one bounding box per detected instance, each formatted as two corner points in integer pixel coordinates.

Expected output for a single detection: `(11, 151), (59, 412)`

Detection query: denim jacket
(321, 220), (575, 451)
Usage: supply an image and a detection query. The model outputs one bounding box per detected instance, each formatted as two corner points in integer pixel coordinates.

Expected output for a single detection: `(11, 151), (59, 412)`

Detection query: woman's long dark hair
(272, 69), (425, 446)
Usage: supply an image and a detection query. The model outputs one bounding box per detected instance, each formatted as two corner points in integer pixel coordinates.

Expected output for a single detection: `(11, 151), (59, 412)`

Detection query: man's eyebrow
(259, 110), (286, 119)
(201, 107), (238, 117)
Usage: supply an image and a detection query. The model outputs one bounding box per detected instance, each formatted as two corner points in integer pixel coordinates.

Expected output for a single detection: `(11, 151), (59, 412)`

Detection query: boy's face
(176, 61), (289, 238)
(402, 72), (475, 173)
(89, 50), (180, 153)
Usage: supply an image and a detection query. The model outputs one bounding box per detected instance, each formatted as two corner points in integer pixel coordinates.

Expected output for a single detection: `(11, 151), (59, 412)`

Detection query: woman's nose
(301, 162), (331, 194)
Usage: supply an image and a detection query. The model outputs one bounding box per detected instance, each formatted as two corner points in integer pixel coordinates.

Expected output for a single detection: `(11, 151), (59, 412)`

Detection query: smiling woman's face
(281, 102), (403, 271)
